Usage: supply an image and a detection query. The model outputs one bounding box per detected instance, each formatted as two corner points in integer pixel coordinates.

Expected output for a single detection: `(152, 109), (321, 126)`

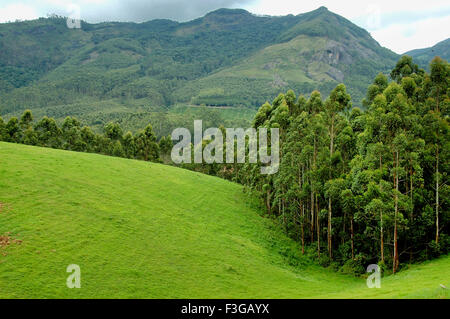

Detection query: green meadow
(0, 142), (448, 299)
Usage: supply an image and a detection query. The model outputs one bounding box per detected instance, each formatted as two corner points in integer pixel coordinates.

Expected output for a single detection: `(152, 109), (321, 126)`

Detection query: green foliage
(134, 124), (160, 162)
(0, 110), (162, 163)
(240, 56), (449, 272)
(0, 7), (399, 120)
(390, 56), (422, 83)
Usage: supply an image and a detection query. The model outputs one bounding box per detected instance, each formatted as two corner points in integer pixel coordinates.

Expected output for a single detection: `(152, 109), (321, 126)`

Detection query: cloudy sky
(0, 0), (448, 53)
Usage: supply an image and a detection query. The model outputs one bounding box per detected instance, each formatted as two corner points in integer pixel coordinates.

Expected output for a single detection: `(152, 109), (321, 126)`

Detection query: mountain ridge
(0, 7), (409, 129)
(405, 38), (450, 69)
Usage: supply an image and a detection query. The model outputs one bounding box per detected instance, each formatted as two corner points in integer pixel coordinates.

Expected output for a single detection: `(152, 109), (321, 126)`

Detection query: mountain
(0, 7), (399, 129)
(176, 7), (399, 107)
(1, 141), (449, 298)
(405, 38), (450, 69)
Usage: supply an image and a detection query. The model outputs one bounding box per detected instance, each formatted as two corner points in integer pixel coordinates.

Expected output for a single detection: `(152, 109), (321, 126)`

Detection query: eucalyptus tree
(428, 57), (449, 244)
(324, 84), (351, 258)
(135, 124), (160, 162)
(123, 131), (136, 159)
(18, 110), (37, 146)
(34, 116), (62, 148)
(5, 117), (20, 143)
(0, 117), (6, 141)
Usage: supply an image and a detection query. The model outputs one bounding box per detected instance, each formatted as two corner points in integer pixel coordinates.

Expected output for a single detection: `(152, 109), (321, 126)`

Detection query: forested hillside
(406, 38), (450, 70)
(0, 7), (398, 132)
(1, 56), (448, 275)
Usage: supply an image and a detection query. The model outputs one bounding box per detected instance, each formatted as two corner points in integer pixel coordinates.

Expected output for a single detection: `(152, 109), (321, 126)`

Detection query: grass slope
(0, 142), (448, 299)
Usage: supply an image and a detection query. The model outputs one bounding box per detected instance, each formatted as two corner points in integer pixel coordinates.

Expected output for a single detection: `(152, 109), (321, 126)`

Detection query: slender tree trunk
(279, 201), (281, 218)
(436, 86), (440, 113)
(435, 90), (440, 244)
(328, 117), (334, 259)
(350, 218), (354, 260)
(410, 167), (413, 209)
(409, 166), (414, 263)
(300, 166), (305, 254)
(316, 194), (320, 258)
(380, 210), (384, 263)
(328, 197), (332, 259)
(301, 204), (305, 255)
(393, 151), (399, 274)
(311, 190), (314, 243)
(312, 134), (317, 245)
(380, 155), (384, 263)
(342, 211), (346, 245)
(436, 148), (439, 244)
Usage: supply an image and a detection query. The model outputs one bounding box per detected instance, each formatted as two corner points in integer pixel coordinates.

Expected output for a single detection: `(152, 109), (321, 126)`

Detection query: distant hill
(176, 7), (399, 107)
(0, 7), (399, 127)
(405, 38), (450, 69)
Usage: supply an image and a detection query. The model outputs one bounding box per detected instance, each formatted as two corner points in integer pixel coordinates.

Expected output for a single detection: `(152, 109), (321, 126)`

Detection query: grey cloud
(353, 6), (450, 31)
(78, 0), (255, 23)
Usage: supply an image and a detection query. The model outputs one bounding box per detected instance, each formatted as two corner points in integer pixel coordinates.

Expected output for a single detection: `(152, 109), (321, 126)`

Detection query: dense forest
(0, 111), (164, 163)
(237, 56), (449, 274)
(1, 55), (448, 275)
(0, 7), (401, 130)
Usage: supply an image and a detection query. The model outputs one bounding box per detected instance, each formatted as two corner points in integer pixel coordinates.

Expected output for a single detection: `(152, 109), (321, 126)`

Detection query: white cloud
(371, 15), (450, 53)
(243, 0), (450, 19)
(0, 3), (38, 22)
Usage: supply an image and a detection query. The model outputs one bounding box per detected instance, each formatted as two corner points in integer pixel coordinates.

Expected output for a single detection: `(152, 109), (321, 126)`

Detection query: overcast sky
(0, 0), (449, 53)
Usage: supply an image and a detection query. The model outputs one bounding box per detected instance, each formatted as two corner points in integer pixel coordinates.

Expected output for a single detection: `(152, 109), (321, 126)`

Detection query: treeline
(0, 112), (173, 163)
(232, 56), (448, 274)
(1, 55), (448, 275)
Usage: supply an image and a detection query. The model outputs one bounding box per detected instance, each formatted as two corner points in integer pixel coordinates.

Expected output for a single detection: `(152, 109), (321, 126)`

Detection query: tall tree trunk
(342, 211), (346, 245)
(279, 200), (281, 219)
(436, 148), (439, 244)
(311, 190), (314, 243)
(328, 197), (332, 259)
(301, 204), (305, 255)
(328, 116), (334, 259)
(300, 166), (305, 254)
(380, 209), (384, 263)
(350, 218), (354, 260)
(266, 189), (271, 215)
(380, 155), (384, 263)
(393, 151), (399, 274)
(409, 166), (414, 263)
(435, 88), (440, 244)
(316, 194), (320, 258)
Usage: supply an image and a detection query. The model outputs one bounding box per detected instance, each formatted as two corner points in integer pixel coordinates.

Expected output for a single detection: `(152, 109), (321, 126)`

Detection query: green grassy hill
(0, 142), (448, 299)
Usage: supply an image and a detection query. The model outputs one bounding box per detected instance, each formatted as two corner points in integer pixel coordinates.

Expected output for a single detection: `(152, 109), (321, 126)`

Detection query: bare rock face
(263, 61), (281, 70)
(270, 74), (288, 88)
(314, 41), (353, 66)
(326, 67), (345, 82)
